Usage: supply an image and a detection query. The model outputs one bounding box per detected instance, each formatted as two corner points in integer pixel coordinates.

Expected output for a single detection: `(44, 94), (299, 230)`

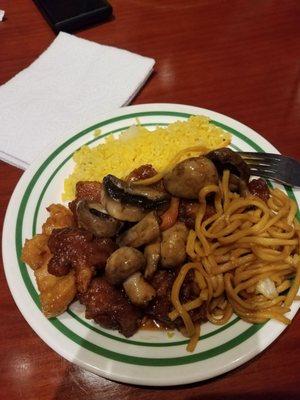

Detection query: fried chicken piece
(75, 181), (103, 202)
(248, 178), (270, 201)
(69, 181), (103, 223)
(47, 227), (116, 293)
(126, 164), (166, 192)
(178, 200), (200, 229)
(42, 204), (74, 235)
(21, 234), (51, 270)
(146, 269), (207, 328)
(146, 270), (176, 327)
(80, 277), (141, 337)
(178, 270), (207, 325)
(180, 270), (200, 302)
(126, 164), (157, 182)
(22, 205), (74, 270)
(178, 200), (216, 229)
(34, 255), (76, 318)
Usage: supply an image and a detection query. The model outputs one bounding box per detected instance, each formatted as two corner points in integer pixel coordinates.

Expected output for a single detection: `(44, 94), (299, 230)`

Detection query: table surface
(1, 0), (300, 399)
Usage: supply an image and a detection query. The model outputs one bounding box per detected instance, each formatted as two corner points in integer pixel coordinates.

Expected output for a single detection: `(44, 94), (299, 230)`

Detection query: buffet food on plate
(21, 116), (300, 352)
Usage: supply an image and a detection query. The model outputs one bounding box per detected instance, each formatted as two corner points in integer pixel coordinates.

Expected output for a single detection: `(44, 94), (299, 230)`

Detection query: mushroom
(117, 211), (160, 248)
(105, 247), (146, 285)
(229, 174), (249, 196)
(123, 272), (156, 307)
(161, 222), (189, 268)
(103, 174), (170, 211)
(163, 156), (218, 199)
(102, 191), (147, 222)
(144, 240), (161, 279)
(76, 200), (122, 237)
(206, 148), (250, 184)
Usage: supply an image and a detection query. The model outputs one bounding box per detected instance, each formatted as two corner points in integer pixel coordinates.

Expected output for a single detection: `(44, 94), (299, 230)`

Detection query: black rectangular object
(33, 0), (113, 33)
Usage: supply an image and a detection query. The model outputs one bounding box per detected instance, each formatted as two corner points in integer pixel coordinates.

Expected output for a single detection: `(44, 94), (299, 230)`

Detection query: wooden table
(1, 1), (300, 398)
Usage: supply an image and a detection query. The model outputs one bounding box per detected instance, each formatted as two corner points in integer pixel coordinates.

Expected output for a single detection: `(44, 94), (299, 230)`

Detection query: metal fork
(237, 152), (300, 187)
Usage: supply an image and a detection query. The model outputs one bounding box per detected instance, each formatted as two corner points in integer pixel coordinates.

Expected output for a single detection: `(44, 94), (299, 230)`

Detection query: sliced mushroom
(117, 211), (160, 248)
(229, 174), (249, 197)
(161, 222), (189, 268)
(206, 148), (250, 183)
(163, 156), (218, 199)
(103, 174), (170, 210)
(123, 272), (156, 307)
(76, 200), (122, 237)
(105, 247), (146, 285)
(102, 190), (147, 222)
(144, 240), (161, 279)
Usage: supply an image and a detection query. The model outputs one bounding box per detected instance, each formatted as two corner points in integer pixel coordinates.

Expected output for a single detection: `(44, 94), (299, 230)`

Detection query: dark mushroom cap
(76, 200), (122, 237)
(103, 174), (170, 210)
(206, 148), (250, 183)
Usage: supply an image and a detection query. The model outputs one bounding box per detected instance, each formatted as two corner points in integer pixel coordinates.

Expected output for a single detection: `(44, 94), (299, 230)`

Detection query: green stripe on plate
(50, 316), (263, 366)
(67, 308), (240, 347)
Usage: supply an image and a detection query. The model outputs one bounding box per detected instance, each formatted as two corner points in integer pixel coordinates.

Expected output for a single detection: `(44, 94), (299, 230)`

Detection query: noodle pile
(170, 170), (300, 351)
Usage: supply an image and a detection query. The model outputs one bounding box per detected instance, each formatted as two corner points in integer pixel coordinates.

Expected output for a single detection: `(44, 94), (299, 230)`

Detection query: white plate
(3, 103), (300, 386)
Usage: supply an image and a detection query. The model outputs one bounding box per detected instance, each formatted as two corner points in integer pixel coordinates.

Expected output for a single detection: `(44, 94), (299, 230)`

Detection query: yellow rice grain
(62, 116), (231, 200)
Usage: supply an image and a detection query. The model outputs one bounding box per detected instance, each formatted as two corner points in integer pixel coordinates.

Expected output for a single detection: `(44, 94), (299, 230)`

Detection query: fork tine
(249, 170), (280, 181)
(250, 171), (292, 186)
(238, 152), (277, 156)
(248, 168), (278, 176)
(238, 152), (282, 161)
(250, 168), (278, 178)
(244, 160), (279, 168)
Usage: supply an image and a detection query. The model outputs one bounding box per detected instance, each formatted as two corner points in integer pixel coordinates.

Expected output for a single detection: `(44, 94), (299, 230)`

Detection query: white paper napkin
(0, 32), (155, 169)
